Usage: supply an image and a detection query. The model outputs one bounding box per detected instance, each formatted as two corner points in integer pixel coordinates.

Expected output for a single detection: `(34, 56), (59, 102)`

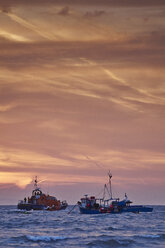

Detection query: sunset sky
(0, 0), (165, 205)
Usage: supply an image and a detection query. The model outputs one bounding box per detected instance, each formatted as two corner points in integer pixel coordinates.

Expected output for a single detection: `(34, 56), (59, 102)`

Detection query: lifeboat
(17, 177), (68, 211)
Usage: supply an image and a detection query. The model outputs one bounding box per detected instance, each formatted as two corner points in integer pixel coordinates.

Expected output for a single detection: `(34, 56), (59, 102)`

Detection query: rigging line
(103, 184), (106, 200)
(85, 156), (107, 173)
(105, 184), (111, 198)
(95, 187), (104, 198)
(68, 204), (77, 214)
(86, 156), (102, 169)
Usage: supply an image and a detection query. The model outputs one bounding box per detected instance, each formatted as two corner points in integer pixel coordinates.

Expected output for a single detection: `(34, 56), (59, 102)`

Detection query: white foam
(26, 235), (66, 242)
(139, 234), (160, 239)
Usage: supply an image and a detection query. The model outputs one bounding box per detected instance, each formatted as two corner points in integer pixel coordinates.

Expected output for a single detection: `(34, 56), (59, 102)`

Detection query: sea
(0, 205), (164, 248)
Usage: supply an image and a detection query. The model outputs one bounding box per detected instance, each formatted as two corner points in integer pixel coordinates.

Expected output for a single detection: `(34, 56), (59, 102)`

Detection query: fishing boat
(17, 177), (68, 211)
(78, 172), (153, 214)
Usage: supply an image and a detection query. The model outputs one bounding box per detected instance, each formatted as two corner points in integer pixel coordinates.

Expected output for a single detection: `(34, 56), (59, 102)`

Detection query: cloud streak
(2, 11), (60, 41)
(0, 0), (165, 8)
(0, 1), (165, 204)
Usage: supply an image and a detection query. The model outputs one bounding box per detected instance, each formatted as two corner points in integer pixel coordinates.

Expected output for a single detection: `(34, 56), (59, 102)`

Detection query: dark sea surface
(0, 205), (165, 248)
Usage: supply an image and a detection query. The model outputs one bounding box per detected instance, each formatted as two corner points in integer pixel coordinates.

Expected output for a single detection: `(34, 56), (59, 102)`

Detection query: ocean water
(0, 205), (165, 248)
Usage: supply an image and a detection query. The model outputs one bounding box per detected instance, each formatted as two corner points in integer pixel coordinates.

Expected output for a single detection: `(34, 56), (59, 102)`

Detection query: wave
(135, 233), (165, 240)
(137, 234), (160, 239)
(88, 238), (134, 247)
(106, 226), (121, 231)
(26, 235), (67, 242)
(73, 227), (85, 232)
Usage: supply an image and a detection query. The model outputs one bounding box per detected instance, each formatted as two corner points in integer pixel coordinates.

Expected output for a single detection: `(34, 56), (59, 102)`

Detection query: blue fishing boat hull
(122, 206), (153, 213)
(79, 206), (100, 214)
(79, 206), (153, 214)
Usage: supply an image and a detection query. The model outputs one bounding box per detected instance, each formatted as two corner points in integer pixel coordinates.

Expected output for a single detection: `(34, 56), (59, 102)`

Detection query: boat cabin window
(32, 189), (42, 196)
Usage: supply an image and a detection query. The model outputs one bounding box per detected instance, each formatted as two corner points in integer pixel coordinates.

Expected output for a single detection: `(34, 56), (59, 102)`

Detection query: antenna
(34, 176), (38, 189)
(108, 170), (113, 199)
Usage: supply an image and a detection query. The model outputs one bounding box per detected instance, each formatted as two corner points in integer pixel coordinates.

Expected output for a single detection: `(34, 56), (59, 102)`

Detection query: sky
(0, 0), (165, 205)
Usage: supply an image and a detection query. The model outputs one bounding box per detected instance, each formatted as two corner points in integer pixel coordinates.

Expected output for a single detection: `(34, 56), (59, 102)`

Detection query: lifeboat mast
(34, 176), (38, 189)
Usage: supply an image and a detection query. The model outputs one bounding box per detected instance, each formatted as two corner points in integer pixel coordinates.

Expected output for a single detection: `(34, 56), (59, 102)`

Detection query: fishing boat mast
(108, 171), (113, 200)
